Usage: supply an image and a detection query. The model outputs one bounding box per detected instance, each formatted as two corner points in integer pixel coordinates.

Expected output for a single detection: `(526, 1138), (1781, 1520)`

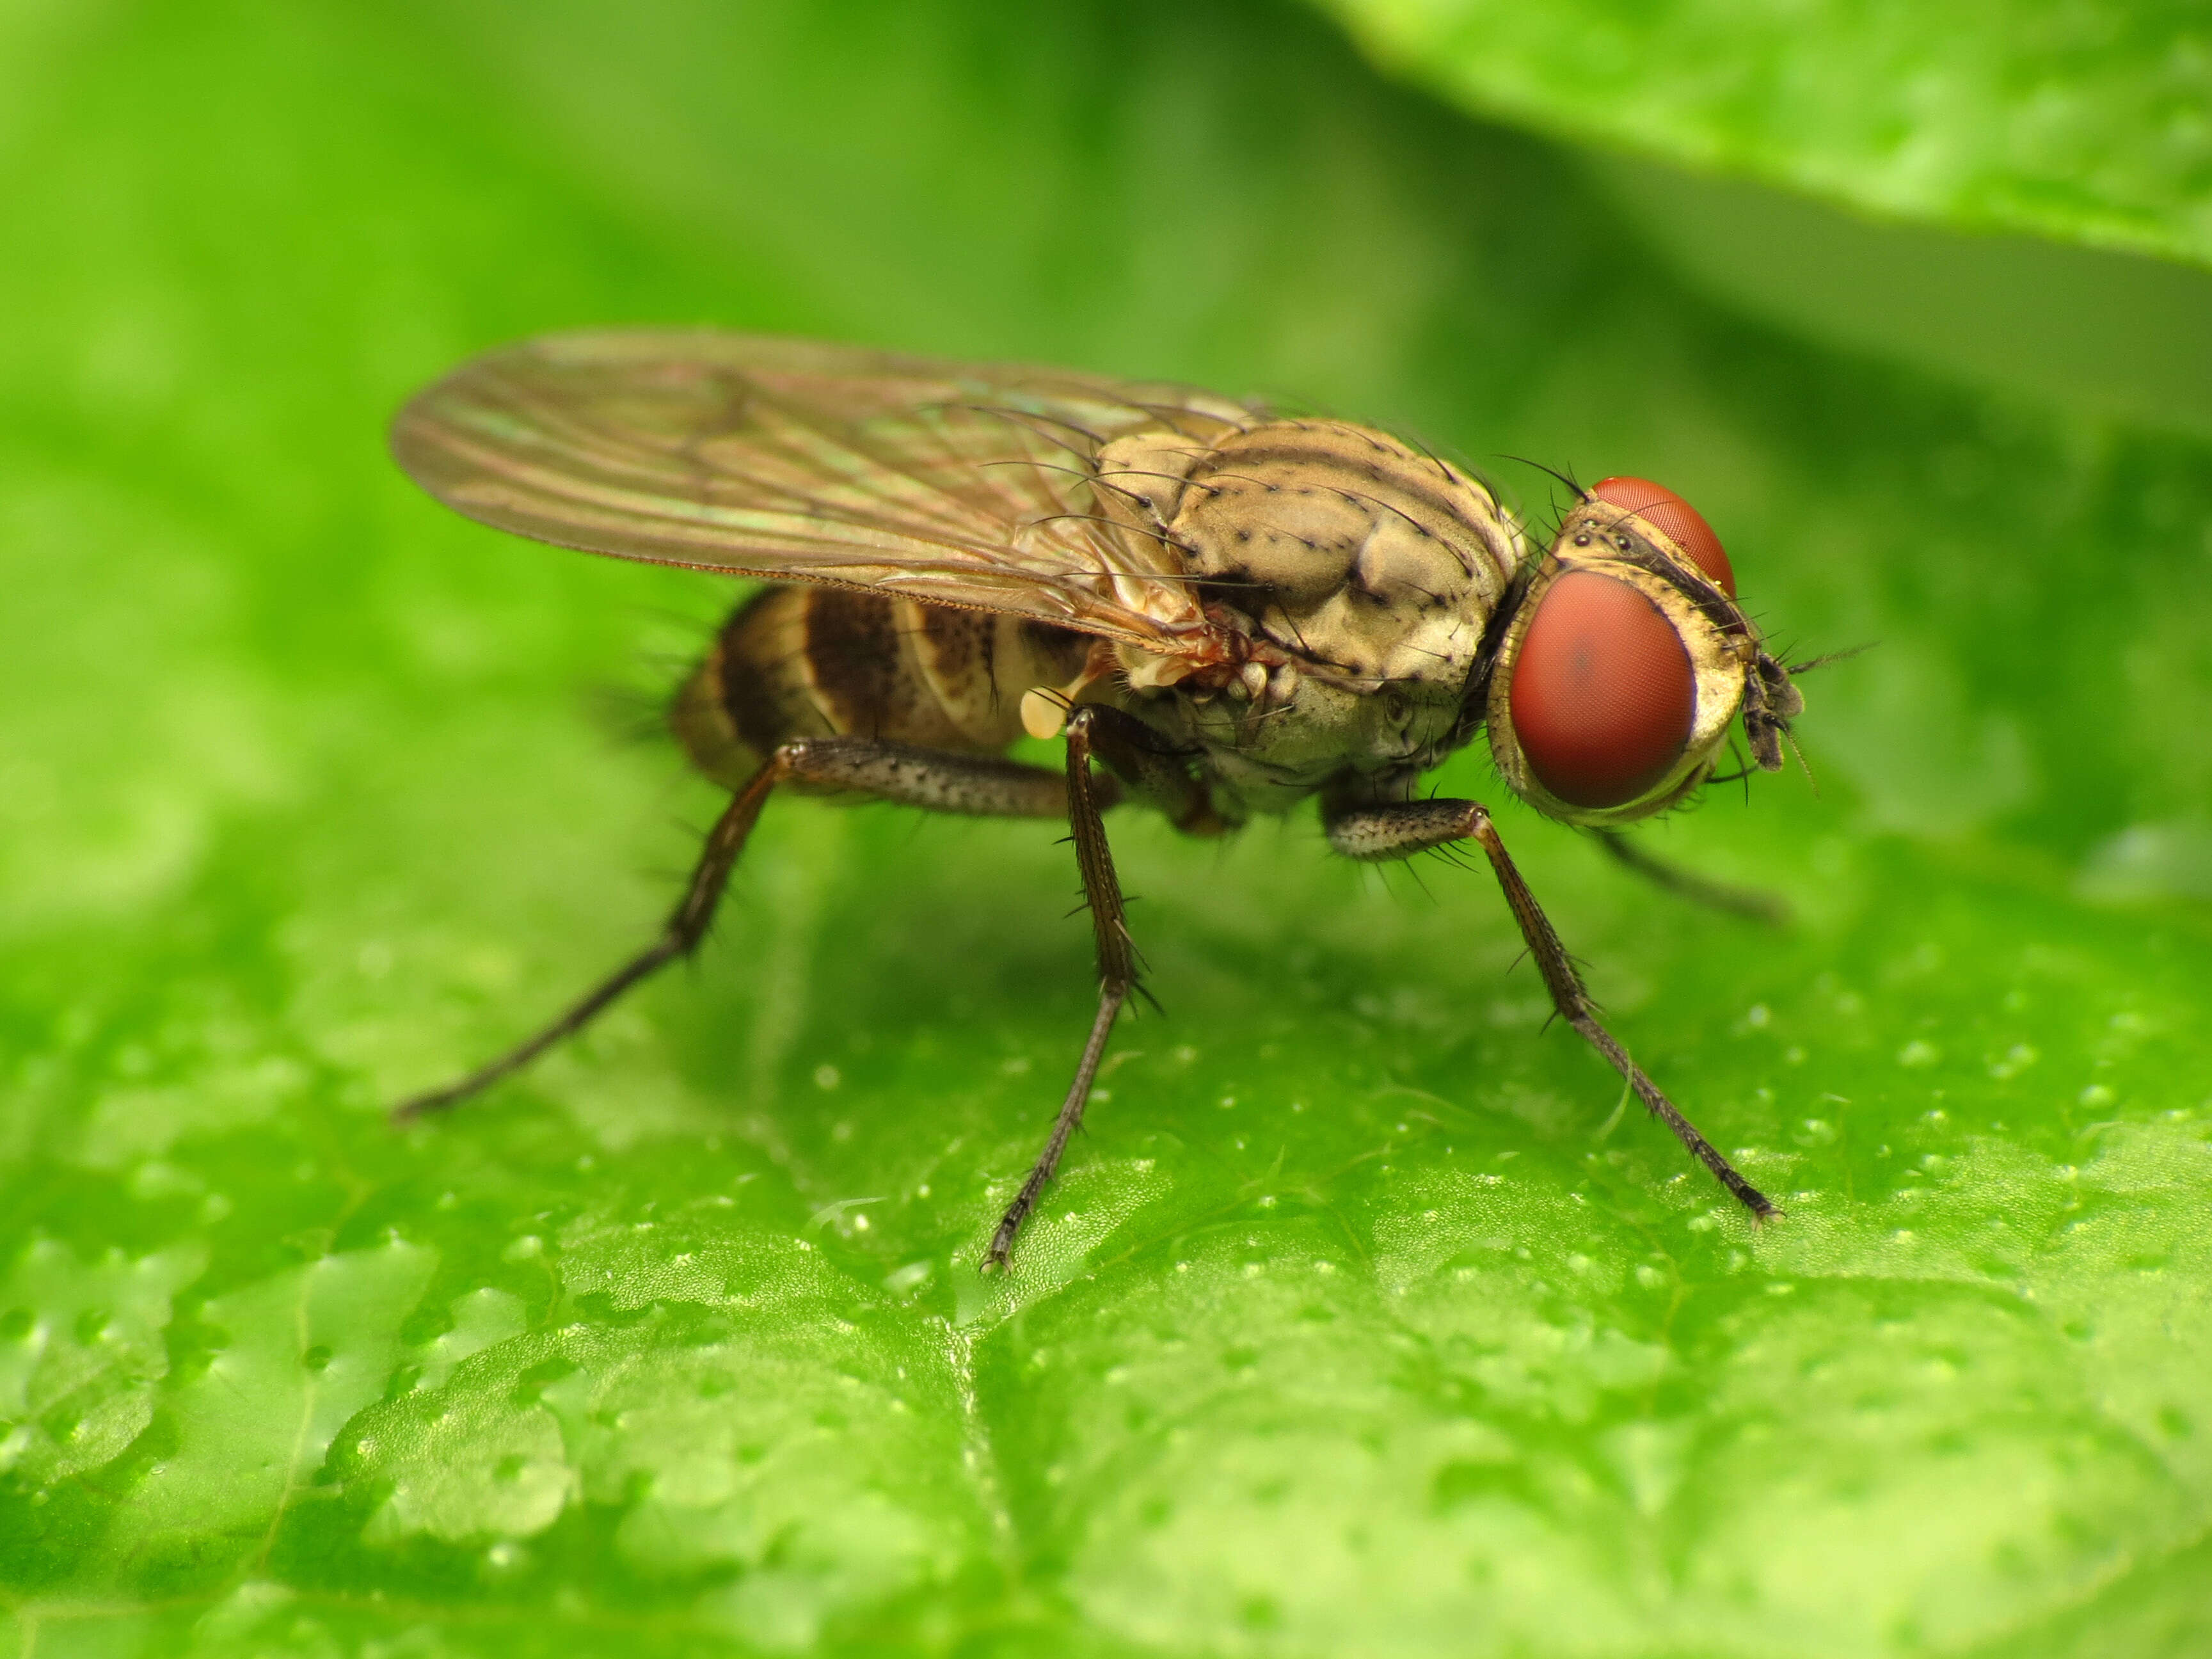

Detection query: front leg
(1326, 798), (1778, 1221)
(1592, 828), (1788, 926)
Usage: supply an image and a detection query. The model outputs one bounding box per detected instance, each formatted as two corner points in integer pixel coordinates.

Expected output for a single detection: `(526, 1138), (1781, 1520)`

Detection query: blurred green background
(4, 1), (2211, 1654)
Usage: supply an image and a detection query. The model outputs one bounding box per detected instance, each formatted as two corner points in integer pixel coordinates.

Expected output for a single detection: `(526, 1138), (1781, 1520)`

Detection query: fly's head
(1478, 477), (1803, 827)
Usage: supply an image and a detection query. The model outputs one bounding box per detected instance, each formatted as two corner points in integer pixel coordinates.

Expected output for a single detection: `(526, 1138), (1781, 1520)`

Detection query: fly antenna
(1787, 642), (1875, 676)
(1783, 727), (1819, 793)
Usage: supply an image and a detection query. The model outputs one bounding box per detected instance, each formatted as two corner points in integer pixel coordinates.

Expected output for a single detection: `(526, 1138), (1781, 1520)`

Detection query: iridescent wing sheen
(390, 329), (1267, 653)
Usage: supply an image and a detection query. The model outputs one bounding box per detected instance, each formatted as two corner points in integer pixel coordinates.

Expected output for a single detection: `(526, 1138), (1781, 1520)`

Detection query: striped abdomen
(671, 585), (1094, 790)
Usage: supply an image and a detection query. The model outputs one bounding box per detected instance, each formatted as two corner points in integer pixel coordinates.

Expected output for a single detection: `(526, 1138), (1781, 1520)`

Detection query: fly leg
(1326, 798), (1778, 1221)
(1592, 829), (1788, 926)
(983, 704), (1159, 1270)
(1072, 701), (1227, 837)
(393, 738), (1087, 1122)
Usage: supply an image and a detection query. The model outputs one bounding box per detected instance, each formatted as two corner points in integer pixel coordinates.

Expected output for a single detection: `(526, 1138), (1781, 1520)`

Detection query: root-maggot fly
(388, 331), (1815, 1267)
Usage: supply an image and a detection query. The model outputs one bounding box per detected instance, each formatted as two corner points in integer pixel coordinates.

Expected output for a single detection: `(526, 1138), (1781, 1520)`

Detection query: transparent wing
(390, 329), (1266, 653)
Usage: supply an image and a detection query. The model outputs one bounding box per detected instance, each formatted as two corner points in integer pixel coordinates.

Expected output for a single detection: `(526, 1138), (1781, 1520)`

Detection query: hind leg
(392, 737), (1088, 1121)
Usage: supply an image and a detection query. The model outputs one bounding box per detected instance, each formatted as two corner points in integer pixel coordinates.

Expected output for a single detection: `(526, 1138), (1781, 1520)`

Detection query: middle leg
(983, 704), (1157, 1270)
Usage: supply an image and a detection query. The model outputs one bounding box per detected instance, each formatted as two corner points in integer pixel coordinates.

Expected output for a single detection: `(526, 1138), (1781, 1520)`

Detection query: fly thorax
(1090, 427), (1217, 536)
(1095, 418), (1522, 808)
(1159, 421), (1519, 694)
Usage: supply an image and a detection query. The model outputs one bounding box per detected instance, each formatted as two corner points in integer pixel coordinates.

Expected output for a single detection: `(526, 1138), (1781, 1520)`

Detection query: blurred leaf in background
(3, 0), (2210, 1655)
(1316, 0), (2212, 267)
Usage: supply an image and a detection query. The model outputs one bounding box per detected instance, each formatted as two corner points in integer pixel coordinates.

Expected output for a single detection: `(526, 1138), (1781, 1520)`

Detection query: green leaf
(1313, 0), (2212, 269)
(4, 0), (2211, 1654)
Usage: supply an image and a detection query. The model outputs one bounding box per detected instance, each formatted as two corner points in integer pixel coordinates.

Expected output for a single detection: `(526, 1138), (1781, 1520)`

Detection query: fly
(386, 330), (1816, 1269)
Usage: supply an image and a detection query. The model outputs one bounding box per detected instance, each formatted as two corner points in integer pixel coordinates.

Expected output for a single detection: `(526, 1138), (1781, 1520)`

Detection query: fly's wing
(391, 329), (1265, 653)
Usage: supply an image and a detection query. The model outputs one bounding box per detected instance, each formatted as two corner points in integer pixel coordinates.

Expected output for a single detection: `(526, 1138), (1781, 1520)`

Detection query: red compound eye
(1509, 571), (1696, 808)
(1591, 477), (1734, 596)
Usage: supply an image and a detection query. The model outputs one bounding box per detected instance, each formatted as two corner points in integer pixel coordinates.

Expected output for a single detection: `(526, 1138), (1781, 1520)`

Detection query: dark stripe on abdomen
(804, 586), (905, 736)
